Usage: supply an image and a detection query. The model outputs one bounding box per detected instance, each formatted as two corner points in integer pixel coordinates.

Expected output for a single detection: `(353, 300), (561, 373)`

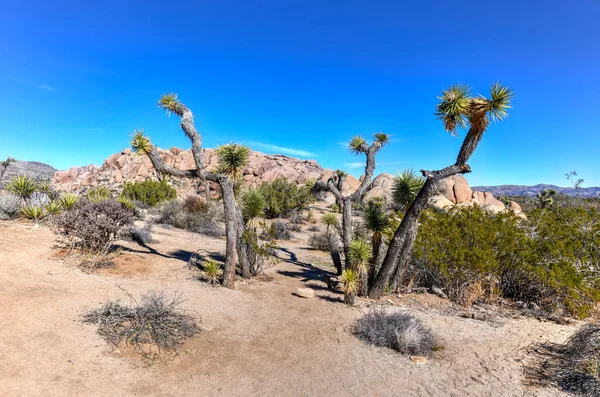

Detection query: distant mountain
(472, 184), (600, 198)
(0, 158), (56, 187)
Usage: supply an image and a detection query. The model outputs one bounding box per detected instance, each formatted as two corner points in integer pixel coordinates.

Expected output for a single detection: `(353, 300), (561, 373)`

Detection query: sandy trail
(0, 221), (572, 396)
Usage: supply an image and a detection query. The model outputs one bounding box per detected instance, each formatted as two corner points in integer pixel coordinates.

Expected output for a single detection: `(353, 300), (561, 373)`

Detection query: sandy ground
(0, 220), (576, 397)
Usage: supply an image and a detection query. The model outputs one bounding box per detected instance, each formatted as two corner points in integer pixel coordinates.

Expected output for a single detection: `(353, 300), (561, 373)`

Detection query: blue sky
(0, 0), (599, 187)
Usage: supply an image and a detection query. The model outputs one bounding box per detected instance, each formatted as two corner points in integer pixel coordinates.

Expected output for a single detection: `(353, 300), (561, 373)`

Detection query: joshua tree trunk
(369, 164), (470, 299)
(341, 197), (353, 268)
(344, 291), (355, 306)
(219, 178), (240, 288)
(326, 230), (343, 275)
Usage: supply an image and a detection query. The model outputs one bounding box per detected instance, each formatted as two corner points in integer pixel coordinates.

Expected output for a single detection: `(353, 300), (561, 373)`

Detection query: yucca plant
(363, 198), (389, 274)
(36, 181), (53, 195)
(241, 188), (265, 224)
(131, 129), (152, 155)
(347, 238), (373, 296)
(44, 201), (63, 216)
(87, 186), (111, 202)
(59, 193), (79, 210)
(202, 260), (222, 286)
(6, 175), (36, 199)
(341, 268), (360, 305)
(321, 212), (339, 233)
(117, 195), (136, 212)
(21, 205), (45, 221)
(214, 144), (251, 179)
(392, 169), (426, 211)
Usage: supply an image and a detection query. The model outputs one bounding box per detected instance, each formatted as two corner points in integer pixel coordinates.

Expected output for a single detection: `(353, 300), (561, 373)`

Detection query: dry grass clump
(354, 309), (435, 356)
(82, 290), (200, 351)
(527, 323), (600, 396)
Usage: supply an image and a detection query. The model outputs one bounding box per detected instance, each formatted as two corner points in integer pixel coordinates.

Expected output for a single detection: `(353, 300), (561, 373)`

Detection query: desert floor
(0, 219), (575, 397)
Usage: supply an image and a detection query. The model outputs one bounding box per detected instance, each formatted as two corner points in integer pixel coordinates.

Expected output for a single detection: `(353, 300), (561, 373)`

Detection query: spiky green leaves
(59, 193), (79, 210)
(436, 83), (512, 134)
(392, 169), (425, 210)
(348, 136), (367, 154)
(374, 132), (390, 145)
(341, 268), (360, 295)
(6, 175), (36, 199)
(321, 212), (340, 232)
(158, 93), (182, 115)
(485, 83), (513, 122)
(348, 238), (373, 276)
(214, 144), (251, 178)
(363, 199), (389, 234)
(435, 84), (472, 135)
(241, 188), (265, 223)
(202, 260), (222, 286)
(131, 129), (152, 155)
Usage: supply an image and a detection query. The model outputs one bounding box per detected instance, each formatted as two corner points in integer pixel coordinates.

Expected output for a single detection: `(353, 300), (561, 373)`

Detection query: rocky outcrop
(53, 147), (361, 196)
(0, 159), (56, 187)
(431, 174), (523, 216)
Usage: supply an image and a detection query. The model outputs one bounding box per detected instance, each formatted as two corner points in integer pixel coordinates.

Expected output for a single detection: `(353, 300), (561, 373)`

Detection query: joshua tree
(538, 188), (557, 209)
(369, 83), (512, 299)
(131, 93), (250, 289)
(347, 238), (372, 297)
(321, 212), (344, 274)
(315, 133), (389, 269)
(363, 197), (388, 283)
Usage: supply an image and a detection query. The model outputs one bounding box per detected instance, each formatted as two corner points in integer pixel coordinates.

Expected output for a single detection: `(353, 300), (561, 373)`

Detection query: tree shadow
(111, 242), (224, 265)
(276, 247), (343, 302)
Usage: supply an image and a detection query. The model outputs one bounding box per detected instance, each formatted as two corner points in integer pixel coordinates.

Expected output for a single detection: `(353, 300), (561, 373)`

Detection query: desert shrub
(289, 212), (303, 225)
(354, 310), (435, 356)
(307, 225), (320, 232)
(183, 195), (208, 214)
(59, 193), (79, 210)
(87, 186), (111, 202)
(117, 195), (137, 212)
(0, 193), (21, 219)
(27, 191), (50, 207)
(408, 205), (600, 317)
(308, 232), (331, 251)
(6, 175), (36, 199)
(121, 179), (176, 207)
(259, 178), (314, 218)
(154, 200), (224, 237)
(289, 223), (302, 232)
(267, 220), (292, 240)
(21, 205), (45, 221)
(82, 290), (200, 351)
(528, 323), (600, 396)
(54, 199), (133, 253)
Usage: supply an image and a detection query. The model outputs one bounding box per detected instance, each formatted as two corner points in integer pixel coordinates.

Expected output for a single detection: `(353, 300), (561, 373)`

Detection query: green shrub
(259, 178), (314, 218)
(120, 179), (176, 207)
(408, 205), (600, 318)
(58, 193), (79, 210)
(21, 205), (45, 221)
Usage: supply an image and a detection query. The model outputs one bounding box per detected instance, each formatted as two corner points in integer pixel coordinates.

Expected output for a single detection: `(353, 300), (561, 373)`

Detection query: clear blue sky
(0, 0), (598, 187)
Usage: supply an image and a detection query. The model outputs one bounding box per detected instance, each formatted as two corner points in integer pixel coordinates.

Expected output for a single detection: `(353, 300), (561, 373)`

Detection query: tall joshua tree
(369, 83), (512, 299)
(131, 93), (250, 289)
(315, 133), (389, 268)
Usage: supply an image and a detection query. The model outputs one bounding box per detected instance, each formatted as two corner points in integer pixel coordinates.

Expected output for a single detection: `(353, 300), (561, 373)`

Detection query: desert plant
(54, 199), (133, 253)
(241, 188), (265, 222)
(347, 238), (373, 296)
(120, 222), (153, 245)
(354, 310), (435, 356)
(82, 290), (200, 351)
(6, 175), (36, 199)
(44, 200), (63, 216)
(183, 195), (208, 214)
(117, 195), (137, 212)
(370, 82), (512, 299)
(267, 220), (292, 240)
(154, 199), (224, 237)
(120, 179), (176, 207)
(36, 181), (53, 195)
(308, 232), (331, 251)
(87, 186), (111, 202)
(58, 193), (79, 210)
(202, 260), (222, 286)
(392, 169), (425, 211)
(0, 193), (21, 219)
(21, 204), (45, 221)
(313, 133), (389, 270)
(259, 178), (314, 219)
(363, 198), (389, 277)
(341, 268), (360, 305)
(321, 212), (340, 233)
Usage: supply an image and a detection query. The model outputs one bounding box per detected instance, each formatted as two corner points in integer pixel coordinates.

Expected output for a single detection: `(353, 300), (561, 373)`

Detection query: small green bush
(120, 179), (176, 207)
(87, 186), (111, 202)
(259, 178), (314, 219)
(6, 175), (36, 199)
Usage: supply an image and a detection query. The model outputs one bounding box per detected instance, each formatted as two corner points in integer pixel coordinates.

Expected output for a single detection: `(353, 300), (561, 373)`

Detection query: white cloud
(16, 79), (57, 91)
(343, 162), (364, 169)
(247, 141), (317, 158)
